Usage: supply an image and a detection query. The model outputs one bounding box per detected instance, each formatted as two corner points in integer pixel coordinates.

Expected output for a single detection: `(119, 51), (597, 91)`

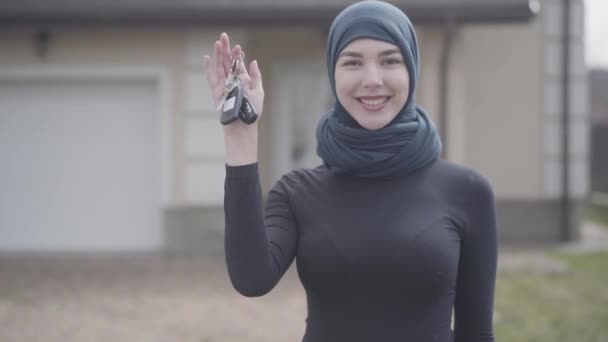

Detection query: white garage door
(0, 79), (162, 252)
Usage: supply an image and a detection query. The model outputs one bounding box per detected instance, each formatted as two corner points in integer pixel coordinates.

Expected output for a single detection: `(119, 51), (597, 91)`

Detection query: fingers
(231, 45), (241, 73)
(249, 60), (263, 91)
(208, 33), (259, 92)
(203, 55), (218, 100)
(213, 40), (225, 83)
(220, 33), (232, 76)
(232, 45), (252, 85)
(215, 33), (242, 80)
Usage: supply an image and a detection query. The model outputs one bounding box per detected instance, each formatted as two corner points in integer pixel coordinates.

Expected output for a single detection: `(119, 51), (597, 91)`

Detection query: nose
(361, 65), (383, 89)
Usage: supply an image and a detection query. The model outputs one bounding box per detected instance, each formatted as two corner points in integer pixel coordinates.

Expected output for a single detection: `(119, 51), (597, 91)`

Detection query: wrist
(224, 123), (258, 166)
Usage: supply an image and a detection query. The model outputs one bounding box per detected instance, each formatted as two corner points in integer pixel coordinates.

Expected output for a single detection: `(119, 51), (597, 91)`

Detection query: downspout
(439, 19), (456, 158)
(561, 0), (572, 241)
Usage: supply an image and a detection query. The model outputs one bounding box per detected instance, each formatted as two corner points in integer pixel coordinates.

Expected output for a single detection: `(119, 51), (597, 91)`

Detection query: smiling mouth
(357, 96), (390, 111)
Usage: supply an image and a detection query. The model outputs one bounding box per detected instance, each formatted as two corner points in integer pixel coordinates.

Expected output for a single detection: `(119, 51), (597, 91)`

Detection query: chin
(358, 120), (389, 131)
(354, 113), (393, 130)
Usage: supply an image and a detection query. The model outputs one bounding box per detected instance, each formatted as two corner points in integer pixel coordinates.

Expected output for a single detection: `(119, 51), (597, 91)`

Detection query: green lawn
(585, 205), (608, 227)
(495, 251), (608, 341)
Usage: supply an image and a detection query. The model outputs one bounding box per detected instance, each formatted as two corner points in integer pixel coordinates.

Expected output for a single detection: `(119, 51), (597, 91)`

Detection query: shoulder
(273, 164), (330, 194)
(280, 164), (330, 185)
(430, 159), (495, 203)
(267, 165), (333, 212)
(431, 160), (496, 238)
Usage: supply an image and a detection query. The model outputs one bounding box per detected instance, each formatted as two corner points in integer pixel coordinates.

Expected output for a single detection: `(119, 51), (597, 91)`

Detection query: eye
(383, 58), (403, 66)
(340, 59), (361, 67)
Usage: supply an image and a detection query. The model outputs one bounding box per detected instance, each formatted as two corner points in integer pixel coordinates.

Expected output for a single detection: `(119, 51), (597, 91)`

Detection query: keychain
(217, 53), (258, 125)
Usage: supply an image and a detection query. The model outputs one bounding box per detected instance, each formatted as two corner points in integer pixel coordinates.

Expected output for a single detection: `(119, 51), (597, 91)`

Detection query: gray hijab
(316, 0), (442, 178)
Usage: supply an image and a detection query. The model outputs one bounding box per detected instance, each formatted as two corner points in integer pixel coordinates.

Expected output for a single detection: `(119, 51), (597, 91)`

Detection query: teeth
(360, 97), (387, 106)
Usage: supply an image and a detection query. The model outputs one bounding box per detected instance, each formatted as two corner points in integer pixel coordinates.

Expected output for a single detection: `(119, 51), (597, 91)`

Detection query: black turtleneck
(223, 159), (497, 342)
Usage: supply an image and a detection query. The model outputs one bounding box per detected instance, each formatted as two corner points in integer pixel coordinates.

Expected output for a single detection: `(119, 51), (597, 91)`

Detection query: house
(0, 0), (589, 254)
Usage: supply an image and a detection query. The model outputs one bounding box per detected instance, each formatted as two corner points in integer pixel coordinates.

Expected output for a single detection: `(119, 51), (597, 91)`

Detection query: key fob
(220, 84), (244, 125)
(239, 95), (258, 124)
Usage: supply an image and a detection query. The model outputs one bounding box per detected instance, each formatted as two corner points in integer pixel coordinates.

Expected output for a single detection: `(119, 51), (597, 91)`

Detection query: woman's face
(334, 39), (410, 130)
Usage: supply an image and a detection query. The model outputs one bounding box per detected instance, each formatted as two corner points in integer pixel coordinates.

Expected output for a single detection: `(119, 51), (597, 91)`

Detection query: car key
(239, 94), (258, 124)
(220, 80), (244, 125)
(216, 55), (242, 113)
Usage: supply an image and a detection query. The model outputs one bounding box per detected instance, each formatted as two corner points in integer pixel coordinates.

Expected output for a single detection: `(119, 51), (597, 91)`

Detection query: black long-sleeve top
(224, 158), (497, 342)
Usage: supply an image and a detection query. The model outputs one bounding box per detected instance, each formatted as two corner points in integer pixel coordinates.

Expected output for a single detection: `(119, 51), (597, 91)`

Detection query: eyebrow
(338, 49), (401, 59)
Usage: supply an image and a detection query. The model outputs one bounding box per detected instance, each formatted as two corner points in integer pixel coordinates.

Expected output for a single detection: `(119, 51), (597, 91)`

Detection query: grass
(585, 205), (608, 227)
(494, 251), (608, 341)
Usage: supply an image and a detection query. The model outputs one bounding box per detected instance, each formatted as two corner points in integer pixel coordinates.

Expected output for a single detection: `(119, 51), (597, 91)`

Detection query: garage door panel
(0, 79), (161, 251)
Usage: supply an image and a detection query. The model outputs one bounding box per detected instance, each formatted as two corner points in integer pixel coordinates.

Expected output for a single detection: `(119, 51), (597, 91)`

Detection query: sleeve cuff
(225, 162), (259, 179)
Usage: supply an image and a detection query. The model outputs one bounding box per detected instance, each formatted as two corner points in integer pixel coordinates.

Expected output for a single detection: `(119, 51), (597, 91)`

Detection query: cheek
(334, 69), (356, 94)
(389, 72), (410, 105)
(334, 70), (356, 103)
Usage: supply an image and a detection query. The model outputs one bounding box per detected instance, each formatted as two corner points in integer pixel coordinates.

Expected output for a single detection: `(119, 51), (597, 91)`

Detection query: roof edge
(0, 2), (539, 30)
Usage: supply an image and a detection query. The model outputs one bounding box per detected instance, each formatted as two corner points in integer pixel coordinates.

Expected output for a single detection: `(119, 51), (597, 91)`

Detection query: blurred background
(0, 0), (606, 341)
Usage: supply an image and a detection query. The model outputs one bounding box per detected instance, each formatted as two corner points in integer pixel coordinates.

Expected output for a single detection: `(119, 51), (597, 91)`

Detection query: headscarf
(316, 0), (442, 178)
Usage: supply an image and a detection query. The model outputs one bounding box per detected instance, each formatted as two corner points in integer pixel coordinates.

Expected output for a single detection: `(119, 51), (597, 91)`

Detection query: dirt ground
(0, 254), (307, 342)
(1, 222), (606, 342)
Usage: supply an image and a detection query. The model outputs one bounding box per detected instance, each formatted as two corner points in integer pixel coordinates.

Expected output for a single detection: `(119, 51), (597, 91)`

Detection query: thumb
(249, 60), (263, 91)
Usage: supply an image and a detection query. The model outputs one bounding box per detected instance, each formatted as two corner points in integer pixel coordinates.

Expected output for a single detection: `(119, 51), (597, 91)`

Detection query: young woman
(203, 1), (497, 341)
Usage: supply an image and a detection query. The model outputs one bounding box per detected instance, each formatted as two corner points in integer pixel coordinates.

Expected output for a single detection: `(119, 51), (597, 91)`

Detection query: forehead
(339, 39), (400, 55)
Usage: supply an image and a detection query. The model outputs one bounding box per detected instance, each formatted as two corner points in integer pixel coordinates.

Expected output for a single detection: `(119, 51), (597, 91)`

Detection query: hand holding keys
(203, 33), (263, 127)
(217, 54), (258, 125)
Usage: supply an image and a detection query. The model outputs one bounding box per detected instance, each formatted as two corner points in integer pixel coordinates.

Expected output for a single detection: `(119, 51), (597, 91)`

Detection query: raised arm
(204, 33), (296, 297)
(224, 164), (298, 297)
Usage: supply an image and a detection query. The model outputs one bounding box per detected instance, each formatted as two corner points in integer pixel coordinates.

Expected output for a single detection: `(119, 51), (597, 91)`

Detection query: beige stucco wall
(458, 18), (544, 200)
(0, 28), (328, 205)
(417, 17), (545, 201)
(2, 15), (576, 247)
(246, 28), (327, 192)
(0, 18), (548, 204)
(416, 27), (468, 165)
